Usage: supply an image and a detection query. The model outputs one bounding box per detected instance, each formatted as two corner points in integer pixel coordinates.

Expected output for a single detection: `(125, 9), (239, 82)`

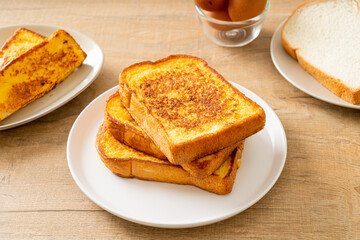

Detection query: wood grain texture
(0, 0), (359, 239)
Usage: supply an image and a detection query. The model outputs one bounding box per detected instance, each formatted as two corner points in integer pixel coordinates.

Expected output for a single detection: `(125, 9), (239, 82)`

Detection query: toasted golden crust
(180, 141), (240, 178)
(105, 91), (244, 178)
(119, 55), (265, 164)
(281, 0), (360, 105)
(105, 91), (167, 159)
(95, 124), (243, 195)
(0, 28), (45, 69)
(0, 29), (87, 121)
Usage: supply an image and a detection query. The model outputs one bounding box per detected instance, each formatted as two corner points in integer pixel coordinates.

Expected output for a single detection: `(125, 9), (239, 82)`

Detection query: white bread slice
(281, 0), (360, 105)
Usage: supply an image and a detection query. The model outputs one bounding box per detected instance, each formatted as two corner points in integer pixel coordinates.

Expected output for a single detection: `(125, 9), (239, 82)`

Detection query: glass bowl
(195, 1), (270, 47)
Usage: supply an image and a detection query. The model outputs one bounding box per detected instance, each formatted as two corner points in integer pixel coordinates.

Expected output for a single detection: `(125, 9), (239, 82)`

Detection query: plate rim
(270, 20), (360, 110)
(0, 23), (104, 130)
(67, 83), (287, 228)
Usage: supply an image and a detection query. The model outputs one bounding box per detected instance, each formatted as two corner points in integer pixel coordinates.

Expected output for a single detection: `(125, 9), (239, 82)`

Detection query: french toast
(0, 29), (87, 121)
(105, 91), (167, 159)
(119, 55), (265, 165)
(0, 28), (45, 69)
(105, 91), (242, 178)
(95, 124), (245, 195)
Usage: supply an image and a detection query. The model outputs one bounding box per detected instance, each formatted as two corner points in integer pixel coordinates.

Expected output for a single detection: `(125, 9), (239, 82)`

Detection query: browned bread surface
(105, 91), (167, 159)
(95, 124), (244, 195)
(0, 28), (45, 69)
(0, 29), (87, 121)
(105, 91), (242, 178)
(119, 55), (265, 164)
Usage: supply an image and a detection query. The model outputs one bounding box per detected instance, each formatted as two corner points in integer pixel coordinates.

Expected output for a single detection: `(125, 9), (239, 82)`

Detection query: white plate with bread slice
(0, 24), (104, 130)
(67, 82), (287, 228)
(271, 20), (360, 109)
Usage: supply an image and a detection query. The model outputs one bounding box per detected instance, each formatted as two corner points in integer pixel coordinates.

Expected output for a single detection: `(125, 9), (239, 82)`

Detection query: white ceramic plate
(0, 24), (104, 130)
(67, 82), (287, 228)
(271, 21), (360, 109)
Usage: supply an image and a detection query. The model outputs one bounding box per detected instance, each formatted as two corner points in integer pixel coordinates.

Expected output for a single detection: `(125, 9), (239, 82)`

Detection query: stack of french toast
(96, 55), (266, 194)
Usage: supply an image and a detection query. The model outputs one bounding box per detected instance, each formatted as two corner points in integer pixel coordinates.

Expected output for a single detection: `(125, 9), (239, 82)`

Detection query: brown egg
(203, 9), (235, 31)
(228, 0), (267, 21)
(204, 9), (231, 21)
(195, 0), (227, 11)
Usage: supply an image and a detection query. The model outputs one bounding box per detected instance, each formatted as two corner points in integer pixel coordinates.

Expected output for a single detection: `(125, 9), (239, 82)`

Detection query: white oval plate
(271, 21), (360, 109)
(67, 82), (287, 228)
(0, 24), (104, 130)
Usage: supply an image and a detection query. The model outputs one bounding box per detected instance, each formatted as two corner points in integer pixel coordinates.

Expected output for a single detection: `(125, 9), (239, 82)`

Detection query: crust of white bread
(119, 55), (265, 165)
(95, 124), (245, 195)
(281, 0), (360, 105)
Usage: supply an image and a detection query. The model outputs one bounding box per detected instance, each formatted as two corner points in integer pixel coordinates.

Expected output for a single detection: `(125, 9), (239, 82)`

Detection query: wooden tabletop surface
(0, 0), (359, 239)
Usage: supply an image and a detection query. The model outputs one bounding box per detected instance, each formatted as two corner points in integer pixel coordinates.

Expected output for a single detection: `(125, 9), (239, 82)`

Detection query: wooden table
(0, 0), (359, 239)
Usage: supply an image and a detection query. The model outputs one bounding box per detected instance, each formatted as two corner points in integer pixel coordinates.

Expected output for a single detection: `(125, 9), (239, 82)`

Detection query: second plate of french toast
(67, 55), (287, 228)
(0, 24), (104, 130)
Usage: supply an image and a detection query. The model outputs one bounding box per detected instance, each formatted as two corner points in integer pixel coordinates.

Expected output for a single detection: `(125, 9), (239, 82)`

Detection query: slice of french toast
(119, 55), (265, 165)
(0, 28), (45, 69)
(105, 91), (242, 178)
(105, 91), (167, 159)
(0, 29), (87, 121)
(96, 124), (244, 195)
